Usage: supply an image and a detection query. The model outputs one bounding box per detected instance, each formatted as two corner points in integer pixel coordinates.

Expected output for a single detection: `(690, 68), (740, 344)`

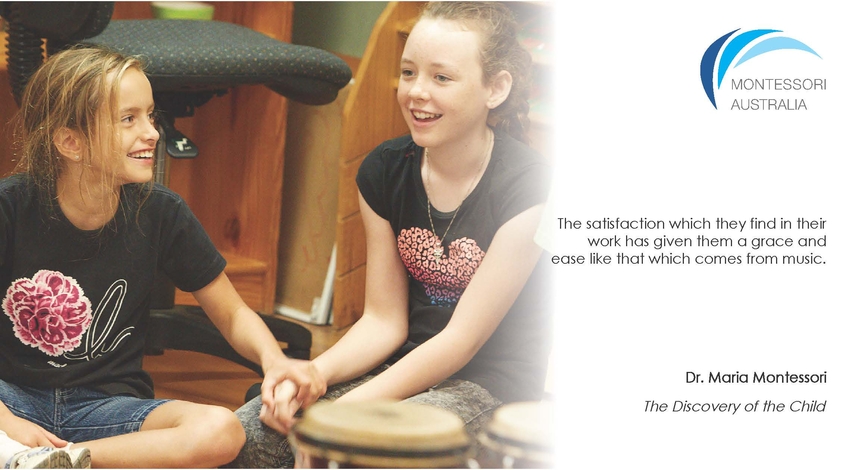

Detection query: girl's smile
(114, 67), (159, 185)
(397, 18), (494, 153)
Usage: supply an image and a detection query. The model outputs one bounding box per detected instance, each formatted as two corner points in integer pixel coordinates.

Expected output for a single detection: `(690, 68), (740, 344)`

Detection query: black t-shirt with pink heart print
(357, 132), (553, 403)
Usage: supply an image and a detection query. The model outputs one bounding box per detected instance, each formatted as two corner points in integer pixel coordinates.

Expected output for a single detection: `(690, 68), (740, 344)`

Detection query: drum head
(290, 400), (471, 468)
(479, 401), (554, 467)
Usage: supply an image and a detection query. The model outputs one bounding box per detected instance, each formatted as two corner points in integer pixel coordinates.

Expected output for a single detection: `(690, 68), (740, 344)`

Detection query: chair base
(145, 305), (313, 378)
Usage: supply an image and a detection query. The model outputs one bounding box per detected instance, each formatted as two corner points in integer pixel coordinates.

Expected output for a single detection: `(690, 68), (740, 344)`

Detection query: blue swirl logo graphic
(700, 29), (821, 108)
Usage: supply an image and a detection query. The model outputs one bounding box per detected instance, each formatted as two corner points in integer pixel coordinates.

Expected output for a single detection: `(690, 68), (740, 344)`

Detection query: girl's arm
(337, 203), (545, 402)
(191, 273), (326, 421)
(260, 193), (411, 433)
(309, 193), (411, 386)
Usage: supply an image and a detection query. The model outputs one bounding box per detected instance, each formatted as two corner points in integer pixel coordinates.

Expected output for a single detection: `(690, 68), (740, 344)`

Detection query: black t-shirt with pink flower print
(356, 132), (553, 403)
(0, 174), (225, 398)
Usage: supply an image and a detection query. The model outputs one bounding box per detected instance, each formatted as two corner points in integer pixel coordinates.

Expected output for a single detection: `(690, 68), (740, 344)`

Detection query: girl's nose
(144, 119), (160, 143)
(408, 78), (429, 101)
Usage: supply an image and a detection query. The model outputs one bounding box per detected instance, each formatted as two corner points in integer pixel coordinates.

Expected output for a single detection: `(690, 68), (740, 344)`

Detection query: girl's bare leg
(76, 400), (245, 468)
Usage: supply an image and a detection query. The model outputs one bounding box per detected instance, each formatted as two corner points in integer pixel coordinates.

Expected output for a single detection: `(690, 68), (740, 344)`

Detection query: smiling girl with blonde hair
(0, 46), (322, 468)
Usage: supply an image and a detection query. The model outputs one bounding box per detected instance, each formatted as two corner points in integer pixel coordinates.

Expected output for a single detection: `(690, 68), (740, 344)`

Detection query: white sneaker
(5, 447), (72, 469)
(65, 448), (89, 469)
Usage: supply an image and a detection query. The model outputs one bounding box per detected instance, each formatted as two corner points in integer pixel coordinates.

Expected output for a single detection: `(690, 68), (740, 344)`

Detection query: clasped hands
(258, 359), (326, 435)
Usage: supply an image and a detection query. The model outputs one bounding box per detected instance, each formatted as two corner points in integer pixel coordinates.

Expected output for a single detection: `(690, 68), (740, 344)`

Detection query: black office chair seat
(80, 19), (350, 105)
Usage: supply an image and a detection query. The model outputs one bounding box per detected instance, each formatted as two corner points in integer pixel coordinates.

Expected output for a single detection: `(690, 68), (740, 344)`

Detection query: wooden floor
(142, 317), (349, 410)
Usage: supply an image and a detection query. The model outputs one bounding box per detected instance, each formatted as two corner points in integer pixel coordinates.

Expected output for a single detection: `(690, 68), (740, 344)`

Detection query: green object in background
(293, 2), (386, 58)
(151, 2), (215, 20)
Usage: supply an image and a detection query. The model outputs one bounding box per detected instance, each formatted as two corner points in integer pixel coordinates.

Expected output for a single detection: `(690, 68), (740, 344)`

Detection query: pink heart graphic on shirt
(398, 227), (485, 305)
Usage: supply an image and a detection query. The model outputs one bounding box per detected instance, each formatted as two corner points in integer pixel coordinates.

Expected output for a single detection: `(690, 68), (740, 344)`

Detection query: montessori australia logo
(700, 29), (824, 110)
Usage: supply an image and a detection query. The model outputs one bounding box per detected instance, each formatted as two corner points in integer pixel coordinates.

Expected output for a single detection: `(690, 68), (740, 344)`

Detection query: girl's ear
(486, 70), (513, 110)
(53, 127), (84, 162)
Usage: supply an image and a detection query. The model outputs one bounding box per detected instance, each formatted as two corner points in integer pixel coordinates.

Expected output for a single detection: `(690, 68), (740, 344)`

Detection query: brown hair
(11, 46), (147, 214)
(420, 1), (533, 144)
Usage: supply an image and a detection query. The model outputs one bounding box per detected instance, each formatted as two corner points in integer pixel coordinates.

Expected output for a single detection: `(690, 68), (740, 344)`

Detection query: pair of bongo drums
(288, 400), (553, 468)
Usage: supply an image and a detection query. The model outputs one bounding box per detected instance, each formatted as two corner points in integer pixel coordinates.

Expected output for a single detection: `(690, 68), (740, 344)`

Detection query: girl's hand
(0, 413), (68, 448)
(259, 379), (301, 435)
(259, 359), (326, 434)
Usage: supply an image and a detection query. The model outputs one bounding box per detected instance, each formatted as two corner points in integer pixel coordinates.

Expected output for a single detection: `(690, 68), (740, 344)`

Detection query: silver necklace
(424, 130), (493, 260)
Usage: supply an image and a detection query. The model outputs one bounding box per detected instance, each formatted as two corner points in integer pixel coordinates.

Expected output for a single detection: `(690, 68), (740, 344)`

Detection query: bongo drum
(289, 401), (473, 468)
(476, 401), (554, 468)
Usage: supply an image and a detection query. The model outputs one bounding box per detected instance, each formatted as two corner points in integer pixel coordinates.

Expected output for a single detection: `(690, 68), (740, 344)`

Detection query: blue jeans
(226, 364), (501, 468)
(0, 379), (169, 442)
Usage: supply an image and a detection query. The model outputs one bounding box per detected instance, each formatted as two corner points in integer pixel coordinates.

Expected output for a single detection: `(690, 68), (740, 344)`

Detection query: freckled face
(397, 18), (493, 151)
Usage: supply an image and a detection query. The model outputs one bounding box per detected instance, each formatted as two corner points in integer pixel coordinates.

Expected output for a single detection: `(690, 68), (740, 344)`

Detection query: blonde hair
(420, 2), (533, 144)
(11, 46), (147, 213)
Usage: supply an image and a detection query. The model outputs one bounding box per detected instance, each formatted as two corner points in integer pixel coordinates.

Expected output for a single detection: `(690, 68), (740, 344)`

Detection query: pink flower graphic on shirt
(2, 270), (92, 356)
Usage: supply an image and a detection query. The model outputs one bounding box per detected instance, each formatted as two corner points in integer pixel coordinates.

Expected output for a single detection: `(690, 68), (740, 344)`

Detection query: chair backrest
(1, 2), (114, 103)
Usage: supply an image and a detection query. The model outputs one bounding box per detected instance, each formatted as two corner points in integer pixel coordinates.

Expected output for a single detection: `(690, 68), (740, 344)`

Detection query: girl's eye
(121, 115), (134, 124)
(435, 74), (450, 83)
(400, 69), (414, 78)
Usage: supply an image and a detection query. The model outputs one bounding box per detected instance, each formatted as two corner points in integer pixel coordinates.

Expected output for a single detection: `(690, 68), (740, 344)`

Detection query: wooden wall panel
(334, 265), (367, 328)
(337, 154), (363, 219)
(275, 85), (350, 314)
(333, 2), (424, 328)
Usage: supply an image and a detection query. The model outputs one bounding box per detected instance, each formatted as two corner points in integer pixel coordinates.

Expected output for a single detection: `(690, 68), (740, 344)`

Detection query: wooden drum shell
(289, 401), (473, 468)
(475, 401), (554, 469)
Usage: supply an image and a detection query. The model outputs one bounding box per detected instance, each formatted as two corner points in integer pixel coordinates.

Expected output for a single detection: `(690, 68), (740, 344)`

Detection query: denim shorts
(0, 379), (170, 443)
